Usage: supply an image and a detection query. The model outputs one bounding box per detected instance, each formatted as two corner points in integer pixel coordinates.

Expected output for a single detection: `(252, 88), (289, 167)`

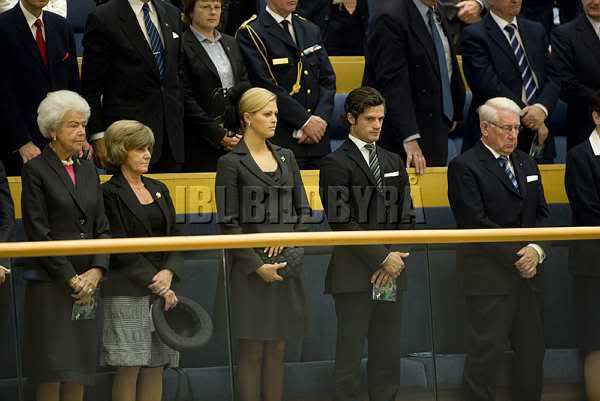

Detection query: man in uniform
(237, 0), (336, 168)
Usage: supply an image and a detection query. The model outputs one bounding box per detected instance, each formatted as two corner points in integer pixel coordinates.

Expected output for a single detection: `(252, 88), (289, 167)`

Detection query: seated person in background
(102, 120), (182, 401)
(21, 90), (110, 401)
(181, 0), (251, 172)
(564, 90), (600, 401)
(297, 0), (369, 56)
(549, 0), (600, 150)
(237, 0), (336, 169)
(216, 88), (311, 401)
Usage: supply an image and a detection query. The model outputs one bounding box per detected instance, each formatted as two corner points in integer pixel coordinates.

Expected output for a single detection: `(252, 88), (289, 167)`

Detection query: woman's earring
(52, 136), (56, 141)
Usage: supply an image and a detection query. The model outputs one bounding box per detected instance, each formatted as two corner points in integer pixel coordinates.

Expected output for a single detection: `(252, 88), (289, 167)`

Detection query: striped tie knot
(497, 155), (519, 192)
(364, 143), (383, 191)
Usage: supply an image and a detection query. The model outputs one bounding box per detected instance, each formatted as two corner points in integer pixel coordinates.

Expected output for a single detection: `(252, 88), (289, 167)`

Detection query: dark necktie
(504, 24), (538, 104)
(427, 8), (454, 122)
(497, 155), (519, 192)
(364, 143), (383, 191)
(34, 19), (48, 66)
(280, 19), (295, 44)
(142, 2), (165, 80)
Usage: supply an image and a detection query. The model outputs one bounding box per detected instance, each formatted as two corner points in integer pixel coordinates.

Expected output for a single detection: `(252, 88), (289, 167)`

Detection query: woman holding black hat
(101, 120), (182, 401)
(216, 87), (312, 401)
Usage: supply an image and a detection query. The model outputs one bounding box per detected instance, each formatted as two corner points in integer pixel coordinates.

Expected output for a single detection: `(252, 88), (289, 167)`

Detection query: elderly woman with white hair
(21, 90), (110, 401)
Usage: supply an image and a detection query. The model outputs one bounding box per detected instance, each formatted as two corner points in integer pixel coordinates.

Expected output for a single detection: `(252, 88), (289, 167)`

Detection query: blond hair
(239, 87), (277, 118)
(105, 120), (155, 168)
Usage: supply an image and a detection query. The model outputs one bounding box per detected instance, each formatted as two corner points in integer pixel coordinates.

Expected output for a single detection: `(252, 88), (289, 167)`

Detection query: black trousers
(463, 281), (545, 401)
(333, 292), (402, 401)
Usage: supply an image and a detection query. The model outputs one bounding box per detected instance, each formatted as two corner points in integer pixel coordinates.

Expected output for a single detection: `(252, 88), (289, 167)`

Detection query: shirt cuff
(90, 132), (105, 141)
(527, 243), (546, 264)
(293, 129), (302, 139)
(533, 104), (548, 118)
(403, 134), (421, 143)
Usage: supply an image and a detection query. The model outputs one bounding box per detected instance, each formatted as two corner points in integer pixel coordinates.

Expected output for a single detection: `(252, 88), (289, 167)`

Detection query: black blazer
(550, 14), (600, 150)
(0, 160), (15, 305)
(319, 139), (412, 294)
(565, 135), (600, 276)
(461, 14), (560, 157)
(21, 146), (111, 284)
(102, 171), (183, 297)
(181, 27), (250, 172)
(448, 141), (549, 295)
(0, 5), (79, 161)
(81, 0), (184, 164)
(363, 0), (465, 166)
(215, 140), (311, 274)
(237, 10), (336, 159)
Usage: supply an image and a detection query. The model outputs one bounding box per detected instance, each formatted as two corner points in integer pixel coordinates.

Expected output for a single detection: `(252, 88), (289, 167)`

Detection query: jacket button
(304, 70), (308, 76)
(79, 219), (86, 225)
(80, 233), (85, 239)
(307, 89), (311, 94)
(307, 108), (312, 113)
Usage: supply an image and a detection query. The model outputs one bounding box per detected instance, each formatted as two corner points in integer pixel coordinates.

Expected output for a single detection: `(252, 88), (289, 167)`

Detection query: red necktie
(34, 19), (48, 66)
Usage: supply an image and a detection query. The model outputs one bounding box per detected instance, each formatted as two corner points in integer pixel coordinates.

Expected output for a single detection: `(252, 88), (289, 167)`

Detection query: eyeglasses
(486, 121), (521, 133)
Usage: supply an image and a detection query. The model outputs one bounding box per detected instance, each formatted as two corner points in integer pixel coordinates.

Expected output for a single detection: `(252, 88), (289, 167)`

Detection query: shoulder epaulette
(240, 14), (258, 28)
(294, 13), (307, 22)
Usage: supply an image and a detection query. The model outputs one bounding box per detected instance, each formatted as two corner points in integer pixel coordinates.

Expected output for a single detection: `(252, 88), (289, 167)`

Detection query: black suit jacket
(565, 135), (600, 276)
(21, 146), (111, 284)
(215, 140), (311, 274)
(319, 139), (412, 294)
(461, 14), (559, 158)
(81, 0), (184, 164)
(102, 171), (183, 296)
(550, 15), (600, 150)
(0, 160), (15, 304)
(448, 141), (549, 295)
(181, 28), (250, 172)
(363, 0), (465, 166)
(237, 11), (336, 159)
(0, 5), (79, 164)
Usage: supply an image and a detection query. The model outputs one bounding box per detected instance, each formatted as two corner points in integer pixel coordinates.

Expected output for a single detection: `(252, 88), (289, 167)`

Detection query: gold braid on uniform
(238, 15), (303, 96)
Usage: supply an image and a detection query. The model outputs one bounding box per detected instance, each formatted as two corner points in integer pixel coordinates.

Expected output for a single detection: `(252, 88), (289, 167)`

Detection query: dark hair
(592, 90), (600, 115)
(182, 0), (224, 26)
(343, 87), (386, 128)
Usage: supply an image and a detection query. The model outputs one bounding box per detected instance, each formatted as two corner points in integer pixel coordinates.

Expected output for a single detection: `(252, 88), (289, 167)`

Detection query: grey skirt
(101, 295), (179, 368)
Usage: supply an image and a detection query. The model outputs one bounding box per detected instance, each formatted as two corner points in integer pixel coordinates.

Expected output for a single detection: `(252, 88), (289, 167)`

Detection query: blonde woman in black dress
(215, 87), (311, 401)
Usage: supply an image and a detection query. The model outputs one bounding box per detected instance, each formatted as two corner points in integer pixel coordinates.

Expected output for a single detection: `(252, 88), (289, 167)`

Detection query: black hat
(152, 296), (213, 351)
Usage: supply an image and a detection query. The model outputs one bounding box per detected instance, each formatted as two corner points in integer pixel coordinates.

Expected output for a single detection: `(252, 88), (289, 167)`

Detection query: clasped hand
(149, 269), (178, 311)
(70, 267), (103, 305)
(515, 246), (539, 279)
(371, 252), (410, 287)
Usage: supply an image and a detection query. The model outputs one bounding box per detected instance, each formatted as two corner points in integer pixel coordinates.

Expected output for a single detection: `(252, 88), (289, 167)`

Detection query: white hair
(37, 90), (91, 138)
(478, 97), (521, 124)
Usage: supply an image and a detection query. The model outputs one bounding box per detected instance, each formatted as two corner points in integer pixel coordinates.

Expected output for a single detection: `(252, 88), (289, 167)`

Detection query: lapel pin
(281, 155), (286, 163)
(156, 192), (162, 199)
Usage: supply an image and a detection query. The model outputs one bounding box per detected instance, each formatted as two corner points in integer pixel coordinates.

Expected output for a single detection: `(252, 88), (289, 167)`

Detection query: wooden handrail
(0, 227), (597, 258)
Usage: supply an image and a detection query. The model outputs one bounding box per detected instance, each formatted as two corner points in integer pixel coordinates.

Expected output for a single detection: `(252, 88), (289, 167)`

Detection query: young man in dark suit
(0, 0), (79, 175)
(363, 0), (465, 174)
(550, 0), (600, 150)
(236, 0), (336, 169)
(460, 0), (560, 163)
(448, 97), (549, 401)
(319, 87), (413, 401)
(81, 0), (185, 172)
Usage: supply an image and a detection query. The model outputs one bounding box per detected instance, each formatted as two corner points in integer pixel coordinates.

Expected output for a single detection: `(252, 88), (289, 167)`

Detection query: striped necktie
(364, 143), (383, 191)
(504, 24), (537, 104)
(142, 2), (165, 80)
(497, 155), (519, 192)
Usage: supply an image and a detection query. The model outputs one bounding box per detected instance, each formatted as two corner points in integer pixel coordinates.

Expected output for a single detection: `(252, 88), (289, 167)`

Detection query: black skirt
(24, 281), (98, 384)
(574, 276), (600, 355)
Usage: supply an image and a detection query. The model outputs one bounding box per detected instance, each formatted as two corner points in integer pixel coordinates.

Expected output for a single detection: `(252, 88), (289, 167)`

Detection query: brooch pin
(156, 192), (162, 199)
(281, 156), (286, 163)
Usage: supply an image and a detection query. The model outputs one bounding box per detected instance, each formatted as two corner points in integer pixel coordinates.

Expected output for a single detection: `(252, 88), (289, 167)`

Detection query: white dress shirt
(589, 129), (600, 156)
(587, 15), (600, 40)
(348, 133), (374, 165)
(481, 139), (546, 263)
(128, 0), (164, 47)
(0, 0), (66, 17)
(266, 5), (297, 45)
(19, 1), (45, 40)
(489, 10), (548, 117)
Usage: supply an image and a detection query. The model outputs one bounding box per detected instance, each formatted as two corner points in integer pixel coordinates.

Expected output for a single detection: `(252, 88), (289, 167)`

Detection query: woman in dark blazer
(565, 90), (600, 401)
(216, 88), (311, 401)
(101, 120), (182, 401)
(21, 90), (110, 401)
(181, 0), (251, 172)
